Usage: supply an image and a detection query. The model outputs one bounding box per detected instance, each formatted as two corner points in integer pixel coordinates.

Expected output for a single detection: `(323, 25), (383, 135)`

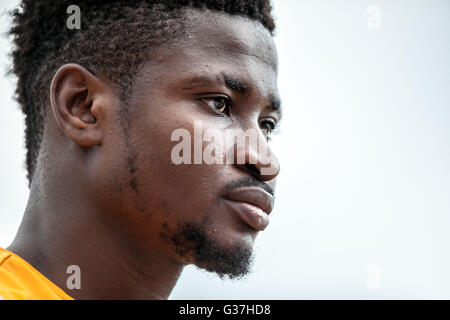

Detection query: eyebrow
(224, 76), (247, 93)
(269, 95), (282, 121)
(182, 73), (283, 119)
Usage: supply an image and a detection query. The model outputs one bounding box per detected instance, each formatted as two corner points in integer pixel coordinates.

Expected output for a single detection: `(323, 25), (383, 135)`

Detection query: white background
(1, 0), (449, 299)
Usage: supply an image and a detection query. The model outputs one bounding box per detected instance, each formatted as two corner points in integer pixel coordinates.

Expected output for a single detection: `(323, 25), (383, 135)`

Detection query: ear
(50, 63), (108, 147)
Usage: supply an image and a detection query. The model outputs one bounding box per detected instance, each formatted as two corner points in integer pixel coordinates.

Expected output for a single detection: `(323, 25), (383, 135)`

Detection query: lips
(223, 187), (274, 231)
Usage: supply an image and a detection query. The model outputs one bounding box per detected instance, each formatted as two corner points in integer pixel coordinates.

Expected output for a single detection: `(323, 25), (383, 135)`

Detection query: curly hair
(7, 0), (276, 185)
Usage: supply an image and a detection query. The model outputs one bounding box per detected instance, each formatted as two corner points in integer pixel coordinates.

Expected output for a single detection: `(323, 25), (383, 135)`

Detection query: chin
(170, 220), (255, 280)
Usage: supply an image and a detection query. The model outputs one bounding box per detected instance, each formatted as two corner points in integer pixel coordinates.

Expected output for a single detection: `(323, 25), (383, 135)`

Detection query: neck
(8, 171), (184, 300)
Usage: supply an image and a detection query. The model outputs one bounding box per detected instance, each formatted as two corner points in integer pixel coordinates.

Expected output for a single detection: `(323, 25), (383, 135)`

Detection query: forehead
(180, 8), (278, 70)
(138, 8), (279, 94)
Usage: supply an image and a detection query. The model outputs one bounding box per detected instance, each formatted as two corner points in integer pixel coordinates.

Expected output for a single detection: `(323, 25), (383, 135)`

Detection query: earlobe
(50, 63), (104, 147)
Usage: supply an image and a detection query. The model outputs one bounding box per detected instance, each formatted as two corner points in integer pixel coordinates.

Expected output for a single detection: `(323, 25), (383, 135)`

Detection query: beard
(167, 217), (254, 280)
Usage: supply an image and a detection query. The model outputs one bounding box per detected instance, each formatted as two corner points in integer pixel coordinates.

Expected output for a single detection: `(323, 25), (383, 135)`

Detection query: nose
(230, 131), (280, 182)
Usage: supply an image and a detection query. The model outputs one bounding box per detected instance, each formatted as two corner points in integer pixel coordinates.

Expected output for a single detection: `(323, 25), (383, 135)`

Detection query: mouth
(223, 187), (274, 231)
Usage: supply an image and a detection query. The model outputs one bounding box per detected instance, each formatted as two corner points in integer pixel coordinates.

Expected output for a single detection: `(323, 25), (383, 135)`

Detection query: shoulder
(0, 248), (74, 300)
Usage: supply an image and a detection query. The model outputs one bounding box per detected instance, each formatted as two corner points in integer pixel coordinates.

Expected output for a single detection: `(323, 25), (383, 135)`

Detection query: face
(95, 9), (281, 279)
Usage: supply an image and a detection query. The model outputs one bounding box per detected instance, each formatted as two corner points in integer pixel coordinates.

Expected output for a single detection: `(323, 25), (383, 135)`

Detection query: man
(0, 0), (282, 300)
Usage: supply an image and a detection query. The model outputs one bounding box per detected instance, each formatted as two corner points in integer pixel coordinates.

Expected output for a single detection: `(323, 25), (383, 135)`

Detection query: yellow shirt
(0, 248), (74, 300)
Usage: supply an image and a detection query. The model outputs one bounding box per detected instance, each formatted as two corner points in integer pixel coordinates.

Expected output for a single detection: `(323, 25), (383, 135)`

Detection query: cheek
(126, 109), (228, 225)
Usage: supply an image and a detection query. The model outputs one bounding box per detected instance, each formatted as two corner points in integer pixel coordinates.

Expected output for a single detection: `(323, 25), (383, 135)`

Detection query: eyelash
(199, 96), (279, 140)
(259, 118), (277, 141)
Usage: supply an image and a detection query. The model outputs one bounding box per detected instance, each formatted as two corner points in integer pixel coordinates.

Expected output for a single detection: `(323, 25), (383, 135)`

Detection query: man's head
(9, 1), (281, 280)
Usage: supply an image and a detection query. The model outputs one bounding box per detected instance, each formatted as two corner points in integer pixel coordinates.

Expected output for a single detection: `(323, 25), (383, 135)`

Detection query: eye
(260, 118), (277, 141)
(200, 96), (230, 114)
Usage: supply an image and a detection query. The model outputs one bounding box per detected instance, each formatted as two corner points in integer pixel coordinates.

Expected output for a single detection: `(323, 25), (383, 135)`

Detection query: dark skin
(7, 9), (281, 299)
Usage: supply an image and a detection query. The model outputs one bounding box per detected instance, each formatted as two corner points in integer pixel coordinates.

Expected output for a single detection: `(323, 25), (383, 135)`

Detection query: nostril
(245, 163), (260, 176)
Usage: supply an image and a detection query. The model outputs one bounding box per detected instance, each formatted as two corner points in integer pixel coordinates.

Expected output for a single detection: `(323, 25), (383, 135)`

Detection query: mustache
(221, 176), (274, 198)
